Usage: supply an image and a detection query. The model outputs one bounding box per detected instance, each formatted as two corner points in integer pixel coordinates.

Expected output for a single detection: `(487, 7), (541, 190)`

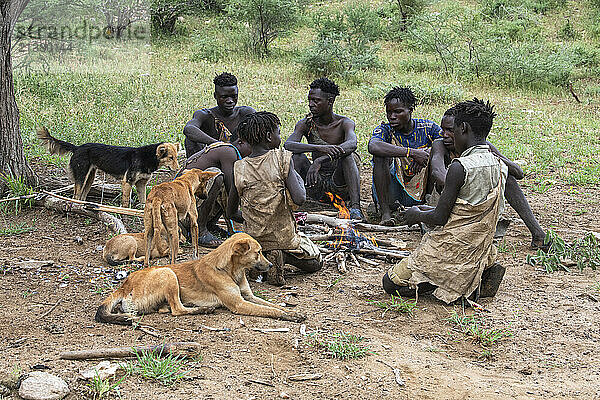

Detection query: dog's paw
(280, 312), (306, 323)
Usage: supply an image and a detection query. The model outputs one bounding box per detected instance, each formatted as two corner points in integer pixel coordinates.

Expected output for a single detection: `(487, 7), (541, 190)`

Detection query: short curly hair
(384, 86), (417, 109)
(237, 111), (281, 145)
(453, 98), (497, 140)
(309, 77), (340, 97)
(213, 72), (237, 87)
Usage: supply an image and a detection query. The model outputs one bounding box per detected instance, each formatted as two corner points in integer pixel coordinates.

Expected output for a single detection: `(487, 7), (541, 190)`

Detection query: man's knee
(301, 258), (322, 273)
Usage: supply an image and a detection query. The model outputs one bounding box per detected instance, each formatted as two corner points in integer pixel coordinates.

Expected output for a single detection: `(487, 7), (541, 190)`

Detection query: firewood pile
(298, 193), (417, 274)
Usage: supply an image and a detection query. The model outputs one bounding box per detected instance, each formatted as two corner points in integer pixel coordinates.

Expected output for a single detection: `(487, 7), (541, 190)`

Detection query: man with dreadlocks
(428, 106), (548, 250)
(368, 86), (442, 226)
(383, 98), (508, 303)
(183, 72), (256, 157)
(227, 111), (322, 286)
(285, 78), (363, 220)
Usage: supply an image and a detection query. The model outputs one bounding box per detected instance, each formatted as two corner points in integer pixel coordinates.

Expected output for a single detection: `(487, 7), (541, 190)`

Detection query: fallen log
(41, 191), (143, 217)
(38, 195), (127, 235)
(60, 342), (201, 360)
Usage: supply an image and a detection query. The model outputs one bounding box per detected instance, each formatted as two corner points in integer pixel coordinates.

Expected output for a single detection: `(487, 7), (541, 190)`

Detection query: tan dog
(103, 232), (169, 265)
(144, 168), (219, 266)
(37, 127), (180, 208)
(95, 233), (306, 325)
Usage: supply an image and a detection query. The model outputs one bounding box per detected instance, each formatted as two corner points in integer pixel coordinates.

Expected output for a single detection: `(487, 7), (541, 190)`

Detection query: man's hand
(410, 148), (430, 166)
(397, 206), (422, 226)
(318, 144), (344, 157)
(306, 161), (322, 187)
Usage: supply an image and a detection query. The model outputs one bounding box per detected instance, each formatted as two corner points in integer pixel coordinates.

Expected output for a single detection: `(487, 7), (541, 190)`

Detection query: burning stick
(335, 252), (347, 274)
(308, 234), (400, 248)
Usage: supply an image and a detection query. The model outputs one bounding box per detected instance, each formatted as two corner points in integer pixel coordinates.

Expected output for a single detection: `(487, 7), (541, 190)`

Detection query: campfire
(296, 192), (413, 273)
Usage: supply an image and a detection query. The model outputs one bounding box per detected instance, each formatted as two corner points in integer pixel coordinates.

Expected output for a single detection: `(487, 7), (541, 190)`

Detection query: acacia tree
(0, 0), (36, 195)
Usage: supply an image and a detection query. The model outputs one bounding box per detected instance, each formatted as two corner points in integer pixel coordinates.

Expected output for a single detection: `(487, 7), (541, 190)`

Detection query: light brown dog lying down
(144, 168), (219, 266)
(95, 233), (306, 325)
(103, 232), (169, 265)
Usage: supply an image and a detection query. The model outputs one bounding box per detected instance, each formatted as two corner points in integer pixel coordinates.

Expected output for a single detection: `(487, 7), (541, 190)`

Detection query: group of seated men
(177, 72), (547, 301)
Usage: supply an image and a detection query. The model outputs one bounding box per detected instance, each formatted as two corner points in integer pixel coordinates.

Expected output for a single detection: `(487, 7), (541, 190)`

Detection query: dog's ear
(232, 239), (251, 256)
(157, 144), (168, 158)
(201, 170), (220, 181)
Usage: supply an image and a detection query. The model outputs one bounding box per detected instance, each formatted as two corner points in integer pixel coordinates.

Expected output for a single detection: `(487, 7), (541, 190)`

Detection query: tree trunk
(0, 0), (37, 196)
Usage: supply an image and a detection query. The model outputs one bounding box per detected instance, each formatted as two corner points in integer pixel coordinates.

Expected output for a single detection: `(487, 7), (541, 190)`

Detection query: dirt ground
(1, 166), (599, 400)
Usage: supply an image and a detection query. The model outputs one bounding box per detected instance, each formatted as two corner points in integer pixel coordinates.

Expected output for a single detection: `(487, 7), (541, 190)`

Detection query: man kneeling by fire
(382, 99), (507, 303)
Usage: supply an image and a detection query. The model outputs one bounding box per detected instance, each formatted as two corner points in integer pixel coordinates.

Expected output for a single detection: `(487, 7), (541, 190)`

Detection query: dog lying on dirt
(144, 168), (219, 266)
(95, 233), (306, 324)
(37, 127), (180, 208)
(103, 232), (169, 265)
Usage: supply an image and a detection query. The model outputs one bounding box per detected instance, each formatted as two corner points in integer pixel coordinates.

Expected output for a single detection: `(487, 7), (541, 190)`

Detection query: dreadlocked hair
(443, 106), (456, 117)
(213, 72), (237, 87)
(453, 98), (497, 140)
(384, 86), (417, 109)
(309, 77), (340, 97)
(237, 111), (281, 145)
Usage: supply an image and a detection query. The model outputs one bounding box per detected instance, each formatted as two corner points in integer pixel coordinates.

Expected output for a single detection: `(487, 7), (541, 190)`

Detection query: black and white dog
(37, 127), (180, 207)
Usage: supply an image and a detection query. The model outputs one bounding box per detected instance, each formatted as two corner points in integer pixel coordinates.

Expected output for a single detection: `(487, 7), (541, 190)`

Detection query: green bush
(480, 0), (565, 16)
(190, 35), (225, 62)
(299, 3), (382, 79)
(557, 19), (580, 40)
(227, 0), (299, 57)
(476, 41), (574, 89)
(359, 80), (465, 105)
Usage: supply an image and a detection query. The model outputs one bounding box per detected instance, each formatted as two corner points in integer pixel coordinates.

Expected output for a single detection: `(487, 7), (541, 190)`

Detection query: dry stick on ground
(38, 194), (128, 235)
(37, 299), (61, 319)
(305, 213), (419, 232)
(355, 255), (379, 266)
(376, 359), (405, 387)
(307, 234), (400, 248)
(41, 191), (143, 217)
(136, 325), (161, 338)
(321, 243), (410, 259)
(60, 342), (202, 360)
(247, 378), (275, 387)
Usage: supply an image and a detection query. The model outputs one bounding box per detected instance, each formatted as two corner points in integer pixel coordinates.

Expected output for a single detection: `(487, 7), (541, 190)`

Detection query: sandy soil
(1, 168), (599, 400)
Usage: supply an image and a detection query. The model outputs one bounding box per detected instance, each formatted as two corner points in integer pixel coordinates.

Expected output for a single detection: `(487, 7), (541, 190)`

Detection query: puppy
(103, 232), (169, 265)
(37, 127), (180, 208)
(144, 168), (219, 266)
(95, 233), (306, 325)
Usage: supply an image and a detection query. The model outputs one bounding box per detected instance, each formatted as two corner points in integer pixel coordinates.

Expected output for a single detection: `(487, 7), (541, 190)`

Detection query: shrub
(227, 0), (299, 57)
(480, 0), (565, 16)
(190, 35), (225, 62)
(299, 3), (382, 79)
(557, 19), (580, 40)
(476, 41), (574, 89)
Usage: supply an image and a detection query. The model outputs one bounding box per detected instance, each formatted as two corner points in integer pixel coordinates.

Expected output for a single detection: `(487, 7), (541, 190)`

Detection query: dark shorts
(305, 153), (360, 202)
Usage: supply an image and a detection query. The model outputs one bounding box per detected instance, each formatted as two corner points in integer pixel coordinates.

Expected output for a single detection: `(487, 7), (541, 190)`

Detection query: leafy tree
(228, 0), (299, 56)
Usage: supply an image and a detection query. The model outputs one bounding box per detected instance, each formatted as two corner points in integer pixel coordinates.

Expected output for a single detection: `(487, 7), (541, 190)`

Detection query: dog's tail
(37, 126), (77, 156)
(95, 291), (135, 326)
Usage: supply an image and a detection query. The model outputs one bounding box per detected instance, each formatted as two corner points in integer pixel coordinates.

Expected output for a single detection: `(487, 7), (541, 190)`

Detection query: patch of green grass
(253, 289), (268, 300)
(448, 311), (513, 348)
(0, 222), (34, 236)
(527, 230), (600, 272)
(21, 289), (34, 298)
(326, 275), (346, 289)
(125, 346), (189, 386)
(89, 277), (116, 295)
(367, 292), (417, 315)
(0, 175), (35, 215)
(87, 371), (126, 399)
(307, 331), (373, 360)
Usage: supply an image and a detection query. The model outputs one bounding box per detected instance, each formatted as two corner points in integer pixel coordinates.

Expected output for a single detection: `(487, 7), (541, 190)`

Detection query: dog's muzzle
(253, 261), (272, 273)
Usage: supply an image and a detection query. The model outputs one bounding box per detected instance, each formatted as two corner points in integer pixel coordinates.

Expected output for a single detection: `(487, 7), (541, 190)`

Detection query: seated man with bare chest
(183, 72), (256, 157)
(284, 78), (362, 220)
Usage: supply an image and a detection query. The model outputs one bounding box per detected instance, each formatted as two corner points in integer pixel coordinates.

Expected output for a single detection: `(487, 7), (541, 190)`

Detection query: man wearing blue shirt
(368, 87), (441, 225)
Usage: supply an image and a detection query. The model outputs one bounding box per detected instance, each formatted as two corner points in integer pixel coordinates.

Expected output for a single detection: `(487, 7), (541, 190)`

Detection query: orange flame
(325, 192), (350, 219)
